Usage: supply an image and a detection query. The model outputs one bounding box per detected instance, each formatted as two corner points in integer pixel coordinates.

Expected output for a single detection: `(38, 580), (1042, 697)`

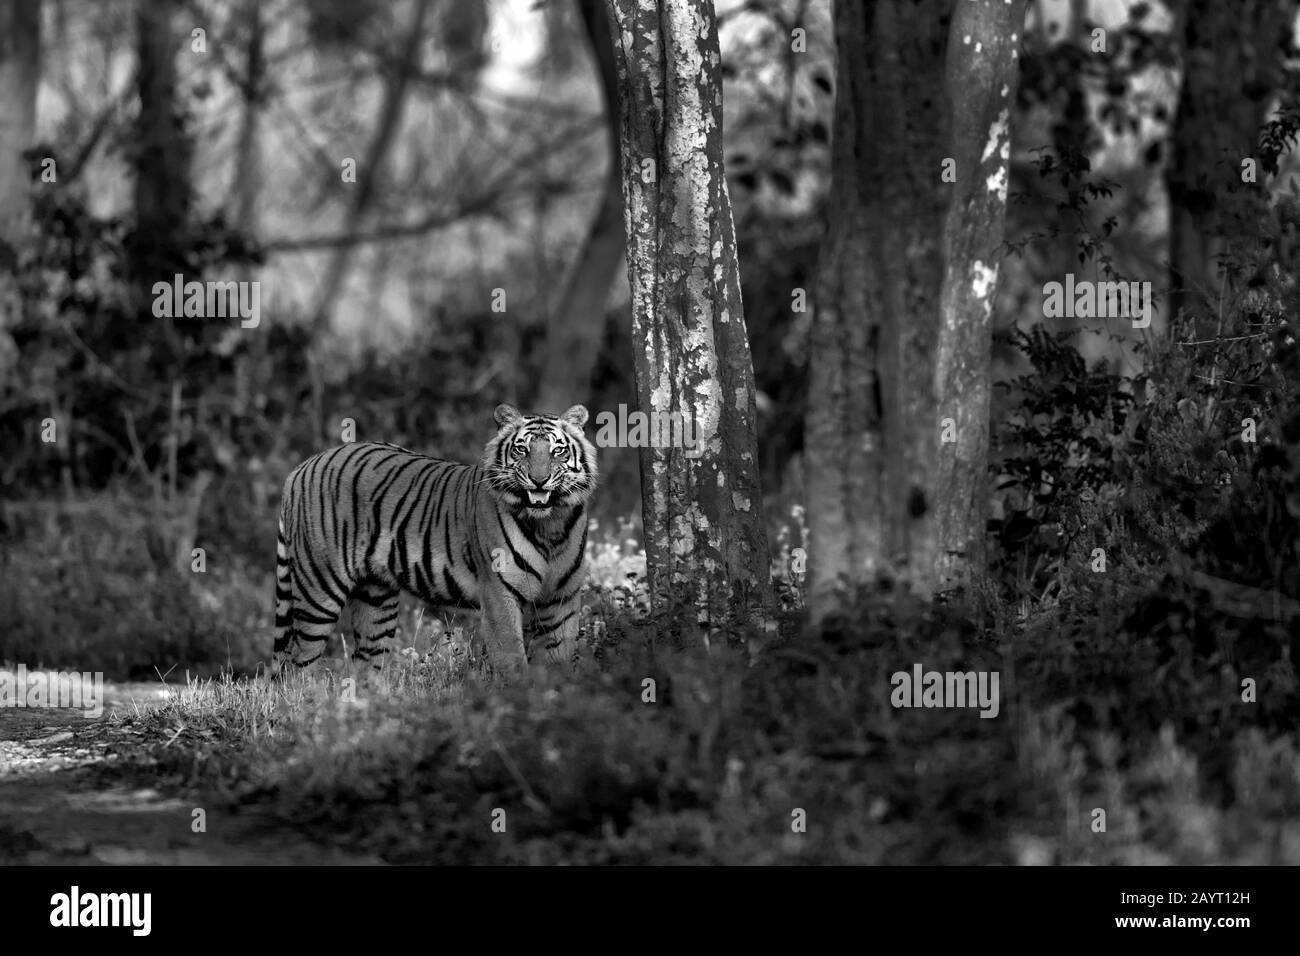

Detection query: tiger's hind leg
(272, 534), (296, 674)
(348, 579), (401, 668)
(273, 553), (348, 674)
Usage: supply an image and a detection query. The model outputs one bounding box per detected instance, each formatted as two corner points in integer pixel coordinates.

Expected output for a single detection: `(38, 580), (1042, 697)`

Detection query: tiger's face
(484, 403), (598, 517)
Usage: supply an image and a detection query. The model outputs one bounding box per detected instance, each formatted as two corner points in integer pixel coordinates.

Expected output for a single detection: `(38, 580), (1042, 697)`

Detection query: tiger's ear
(494, 403), (523, 428)
(560, 404), (589, 428)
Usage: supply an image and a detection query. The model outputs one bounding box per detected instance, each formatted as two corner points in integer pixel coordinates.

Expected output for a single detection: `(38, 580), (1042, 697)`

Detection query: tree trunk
(1167, 0), (1290, 322)
(132, 0), (190, 364)
(804, 0), (949, 623)
(0, 0), (40, 272)
(232, 0), (265, 420)
(604, 0), (773, 629)
(232, 0), (264, 239)
(932, 0), (1022, 592)
(133, 0), (190, 278)
(535, 0), (625, 415)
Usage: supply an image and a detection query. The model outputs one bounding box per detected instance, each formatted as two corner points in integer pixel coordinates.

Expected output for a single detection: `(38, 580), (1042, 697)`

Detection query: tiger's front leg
(530, 595), (582, 666)
(479, 583), (528, 677)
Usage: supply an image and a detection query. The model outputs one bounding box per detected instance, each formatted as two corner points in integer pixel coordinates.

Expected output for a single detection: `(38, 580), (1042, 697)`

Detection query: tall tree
(804, 0), (949, 622)
(536, 0), (624, 415)
(0, 0), (40, 273)
(131, 0), (190, 320)
(603, 0), (773, 629)
(231, 0), (267, 421)
(232, 0), (265, 240)
(932, 0), (1021, 592)
(805, 0), (1020, 623)
(1167, 0), (1293, 321)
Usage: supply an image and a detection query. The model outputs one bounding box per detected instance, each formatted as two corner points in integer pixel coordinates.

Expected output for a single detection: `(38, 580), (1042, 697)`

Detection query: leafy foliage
(990, 324), (1133, 600)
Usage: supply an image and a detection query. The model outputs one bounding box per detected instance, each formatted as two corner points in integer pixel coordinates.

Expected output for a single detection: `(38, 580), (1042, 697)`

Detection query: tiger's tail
(271, 514), (293, 672)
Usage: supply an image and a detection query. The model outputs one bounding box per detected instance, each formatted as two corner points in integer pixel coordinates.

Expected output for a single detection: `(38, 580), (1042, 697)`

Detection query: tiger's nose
(527, 445), (552, 485)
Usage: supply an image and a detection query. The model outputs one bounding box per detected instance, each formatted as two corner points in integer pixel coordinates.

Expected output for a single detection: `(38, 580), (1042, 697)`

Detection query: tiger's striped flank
(272, 403), (597, 674)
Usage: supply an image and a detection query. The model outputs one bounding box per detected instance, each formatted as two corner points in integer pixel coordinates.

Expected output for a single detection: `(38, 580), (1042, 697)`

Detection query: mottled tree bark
(805, 0), (949, 623)
(604, 0), (773, 627)
(932, 0), (1021, 592)
(0, 0), (40, 272)
(536, 0), (625, 415)
(807, 0), (1021, 620)
(1167, 0), (1291, 321)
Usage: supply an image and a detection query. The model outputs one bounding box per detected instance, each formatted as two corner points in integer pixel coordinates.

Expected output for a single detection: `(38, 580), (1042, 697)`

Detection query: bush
(0, 489), (266, 678)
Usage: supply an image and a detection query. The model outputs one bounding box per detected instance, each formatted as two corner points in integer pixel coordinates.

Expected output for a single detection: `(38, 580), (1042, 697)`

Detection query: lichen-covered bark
(932, 0), (1022, 593)
(0, 0), (40, 268)
(805, 0), (949, 623)
(604, 0), (773, 626)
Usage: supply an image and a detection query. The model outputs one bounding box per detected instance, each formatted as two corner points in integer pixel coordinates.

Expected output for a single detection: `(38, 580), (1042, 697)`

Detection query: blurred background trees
(0, 0), (40, 273)
(0, 0), (1295, 680)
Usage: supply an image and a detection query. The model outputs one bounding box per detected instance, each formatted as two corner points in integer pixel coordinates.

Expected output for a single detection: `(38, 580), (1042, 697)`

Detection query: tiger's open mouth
(525, 490), (553, 507)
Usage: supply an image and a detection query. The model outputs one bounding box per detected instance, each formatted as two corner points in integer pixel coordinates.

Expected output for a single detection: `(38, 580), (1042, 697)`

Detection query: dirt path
(0, 683), (381, 865)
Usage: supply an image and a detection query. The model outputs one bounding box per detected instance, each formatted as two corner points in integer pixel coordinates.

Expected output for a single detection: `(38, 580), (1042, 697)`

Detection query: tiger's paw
(489, 655), (532, 684)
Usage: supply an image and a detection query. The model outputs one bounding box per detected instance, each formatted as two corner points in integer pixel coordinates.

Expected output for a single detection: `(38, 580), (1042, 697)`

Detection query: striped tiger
(272, 403), (597, 674)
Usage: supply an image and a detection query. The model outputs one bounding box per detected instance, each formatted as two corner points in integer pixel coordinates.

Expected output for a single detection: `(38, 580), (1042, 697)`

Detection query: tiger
(272, 403), (597, 675)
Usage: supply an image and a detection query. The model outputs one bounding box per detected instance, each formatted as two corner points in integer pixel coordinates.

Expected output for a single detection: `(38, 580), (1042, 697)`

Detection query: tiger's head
(484, 403), (598, 518)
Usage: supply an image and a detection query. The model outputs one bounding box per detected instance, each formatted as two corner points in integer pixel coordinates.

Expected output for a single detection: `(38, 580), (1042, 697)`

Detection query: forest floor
(0, 684), (381, 864)
(2, 614), (1296, 866)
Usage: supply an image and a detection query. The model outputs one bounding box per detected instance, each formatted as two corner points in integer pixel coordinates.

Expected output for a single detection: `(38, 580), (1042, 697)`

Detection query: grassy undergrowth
(90, 575), (1299, 865)
(4, 298), (1297, 861)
